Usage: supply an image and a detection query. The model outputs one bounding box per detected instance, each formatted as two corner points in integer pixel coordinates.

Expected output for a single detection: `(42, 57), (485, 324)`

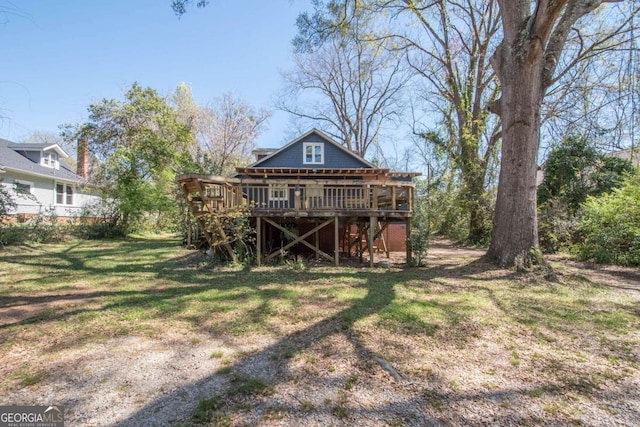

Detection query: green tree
(401, 0), (502, 244)
(577, 171), (640, 266)
(537, 135), (634, 252)
(63, 83), (195, 232)
(539, 135), (634, 214)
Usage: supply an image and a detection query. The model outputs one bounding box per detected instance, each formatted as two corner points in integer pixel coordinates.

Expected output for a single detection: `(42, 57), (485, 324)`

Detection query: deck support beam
(334, 216), (339, 266)
(263, 217), (334, 262)
(369, 216), (375, 267)
(256, 217), (262, 266)
(406, 217), (412, 265)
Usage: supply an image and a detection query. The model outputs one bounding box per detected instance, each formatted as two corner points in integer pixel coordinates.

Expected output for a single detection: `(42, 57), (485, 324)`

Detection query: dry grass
(0, 236), (639, 426)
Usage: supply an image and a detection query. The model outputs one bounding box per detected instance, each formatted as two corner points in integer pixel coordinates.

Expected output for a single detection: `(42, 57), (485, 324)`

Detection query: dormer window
(41, 151), (59, 169)
(303, 142), (324, 165)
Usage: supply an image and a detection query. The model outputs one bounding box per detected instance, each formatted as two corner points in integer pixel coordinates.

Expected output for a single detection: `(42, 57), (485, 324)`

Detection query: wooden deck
(177, 174), (414, 218)
(177, 174), (415, 266)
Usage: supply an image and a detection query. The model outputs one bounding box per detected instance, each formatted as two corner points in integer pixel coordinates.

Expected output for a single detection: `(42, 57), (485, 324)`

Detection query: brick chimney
(77, 138), (88, 179)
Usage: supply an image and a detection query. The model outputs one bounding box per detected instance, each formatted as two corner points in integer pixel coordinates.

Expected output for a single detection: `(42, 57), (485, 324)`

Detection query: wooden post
(372, 186), (379, 210)
(185, 207), (191, 247)
(342, 218), (349, 257)
(406, 217), (412, 265)
(369, 216), (375, 267)
(256, 217), (262, 266)
(334, 216), (339, 266)
(391, 186), (397, 210)
(358, 220), (364, 263)
(315, 226), (320, 260)
(408, 186), (413, 212)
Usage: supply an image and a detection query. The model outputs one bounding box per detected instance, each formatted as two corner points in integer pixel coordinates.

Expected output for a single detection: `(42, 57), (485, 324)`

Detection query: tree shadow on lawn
(114, 257), (639, 426)
(1, 240), (481, 424)
(114, 267), (427, 425)
(3, 239), (638, 425)
(1, 238), (183, 284)
(110, 259), (547, 425)
(0, 244), (503, 339)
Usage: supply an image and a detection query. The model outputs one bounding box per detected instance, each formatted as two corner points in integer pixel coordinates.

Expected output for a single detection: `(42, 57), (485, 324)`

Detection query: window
(303, 142), (324, 164)
(269, 184), (288, 201)
(56, 183), (74, 205)
(14, 180), (32, 195)
(41, 152), (59, 169)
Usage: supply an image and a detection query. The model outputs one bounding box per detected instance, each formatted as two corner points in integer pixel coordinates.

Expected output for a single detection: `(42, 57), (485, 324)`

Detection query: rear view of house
(178, 129), (420, 266)
(0, 138), (101, 222)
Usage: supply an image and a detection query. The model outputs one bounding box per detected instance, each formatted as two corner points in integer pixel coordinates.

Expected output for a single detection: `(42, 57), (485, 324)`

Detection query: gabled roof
(7, 142), (70, 158)
(0, 138), (82, 183)
(248, 128), (376, 169)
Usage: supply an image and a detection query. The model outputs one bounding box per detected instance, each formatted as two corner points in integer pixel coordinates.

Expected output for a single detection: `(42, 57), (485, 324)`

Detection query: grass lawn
(0, 236), (639, 426)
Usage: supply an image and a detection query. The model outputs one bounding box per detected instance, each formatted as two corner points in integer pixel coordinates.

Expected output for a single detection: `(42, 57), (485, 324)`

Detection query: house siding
(2, 170), (101, 218)
(256, 133), (370, 169)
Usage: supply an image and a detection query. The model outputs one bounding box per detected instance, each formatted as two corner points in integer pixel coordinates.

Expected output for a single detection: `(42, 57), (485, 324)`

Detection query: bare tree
(293, 0), (502, 241)
(198, 93), (271, 176)
(279, 2), (410, 158)
(394, 0), (503, 242)
(539, 7), (639, 151)
(171, 86), (270, 176)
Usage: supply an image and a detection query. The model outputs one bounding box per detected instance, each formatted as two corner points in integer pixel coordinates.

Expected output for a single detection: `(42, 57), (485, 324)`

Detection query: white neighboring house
(0, 138), (102, 221)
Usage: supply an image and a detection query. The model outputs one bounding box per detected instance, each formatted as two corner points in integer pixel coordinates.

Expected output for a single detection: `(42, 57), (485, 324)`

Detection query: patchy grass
(0, 236), (639, 425)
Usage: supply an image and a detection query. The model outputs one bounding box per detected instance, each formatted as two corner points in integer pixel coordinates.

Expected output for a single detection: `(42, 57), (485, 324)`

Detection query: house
(178, 129), (420, 266)
(608, 147), (640, 167)
(0, 138), (101, 222)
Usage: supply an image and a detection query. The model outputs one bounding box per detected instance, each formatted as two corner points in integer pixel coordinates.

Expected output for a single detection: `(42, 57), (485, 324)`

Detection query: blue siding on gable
(256, 132), (370, 169)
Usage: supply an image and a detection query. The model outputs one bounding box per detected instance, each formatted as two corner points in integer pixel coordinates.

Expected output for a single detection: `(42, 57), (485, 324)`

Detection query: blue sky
(0, 0), (311, 148)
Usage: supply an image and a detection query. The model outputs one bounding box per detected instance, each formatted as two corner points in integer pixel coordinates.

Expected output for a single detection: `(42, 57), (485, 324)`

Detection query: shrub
(537, 136), (634, 253)
(0, 207), (125, 246)
(538, 200), (579, 254)
(576, 171), (640, 266)
(409, 181), (431, 266)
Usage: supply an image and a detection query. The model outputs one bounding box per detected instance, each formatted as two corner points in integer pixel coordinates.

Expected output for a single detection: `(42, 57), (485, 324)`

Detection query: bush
(575, 171), (640, 266)
(0, 206), (125, 246)
(75, 222), (126, 239)
(537, 136), (634, 254)
(538, 200), (579, 254)
(0, 181), (17, 222)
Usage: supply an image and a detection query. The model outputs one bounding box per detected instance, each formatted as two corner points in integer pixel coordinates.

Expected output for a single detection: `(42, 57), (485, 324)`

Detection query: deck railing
(180, 177), (414, 216)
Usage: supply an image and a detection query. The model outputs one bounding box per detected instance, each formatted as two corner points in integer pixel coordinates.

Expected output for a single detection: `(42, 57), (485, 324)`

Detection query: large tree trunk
(487, 44), (545, 267)
(484, 0), (625, 266)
